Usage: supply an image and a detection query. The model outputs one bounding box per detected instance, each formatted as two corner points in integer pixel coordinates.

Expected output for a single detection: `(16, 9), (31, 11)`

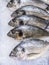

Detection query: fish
(8, 15), (49, 29)
(6, 0), (49, 12)
(11, 5), (49, 20)
(7, 25), (49, 40)
(9, 38), (49, 60)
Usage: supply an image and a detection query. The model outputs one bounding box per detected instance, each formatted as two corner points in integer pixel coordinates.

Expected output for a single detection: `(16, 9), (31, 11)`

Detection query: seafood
(7, 0), (49, 12)
(9, 38), (49, 60)
(11, 5), (49, 20)
(8, 15), (49, 29)
(7, 25), (49, 40)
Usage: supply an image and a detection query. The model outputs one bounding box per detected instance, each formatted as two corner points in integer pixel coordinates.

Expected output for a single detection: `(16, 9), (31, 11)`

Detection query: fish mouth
(9, 51), (17, 57)
(8, 21), (15, 27)
(7, 31), (12, 37)
(7, 31), (16, 38)
(8, 21), (12, 26)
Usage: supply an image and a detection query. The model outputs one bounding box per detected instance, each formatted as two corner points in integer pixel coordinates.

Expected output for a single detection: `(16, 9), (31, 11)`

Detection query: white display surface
(0, 0), (49, 65)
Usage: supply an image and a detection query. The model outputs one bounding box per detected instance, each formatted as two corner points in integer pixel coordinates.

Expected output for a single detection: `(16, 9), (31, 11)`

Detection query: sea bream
(7, 25), (49, 40)
(8, 15), (49, 29)
(11, 5), (49, 20)
(9, 38), (49, 60)
(6, 0), (49, 12)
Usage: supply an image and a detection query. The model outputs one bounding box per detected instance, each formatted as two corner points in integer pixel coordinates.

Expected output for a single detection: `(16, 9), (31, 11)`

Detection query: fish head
(11, 10), (26, 17)
(8, 18), (18, 27)
(9, 45), (25, 59)
(7, 28), (24, 40)
(7, 1), (14, 8)
(8, 18), (24, 27)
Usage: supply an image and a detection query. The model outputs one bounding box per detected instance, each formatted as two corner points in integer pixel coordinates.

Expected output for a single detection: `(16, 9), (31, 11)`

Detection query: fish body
(9, 38), (49, 60)
(11, 5), (49, 20)
(7, 0), (49, 12)
(7, 25), (49, 40)
(8, 15), (49, 29)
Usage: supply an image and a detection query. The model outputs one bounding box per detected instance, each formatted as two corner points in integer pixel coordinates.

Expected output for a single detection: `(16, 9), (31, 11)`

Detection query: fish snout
(8, 20), (15, 27)
(7, 31), (12, 37)
(8, 20), (12, 26)
(7, 2), (13, 8)
(9, 51), (17, 57)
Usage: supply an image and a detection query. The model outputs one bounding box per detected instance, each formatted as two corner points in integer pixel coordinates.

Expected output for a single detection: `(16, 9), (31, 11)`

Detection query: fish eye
(18, 30), (23, 37)
(19, 20), (24, 25)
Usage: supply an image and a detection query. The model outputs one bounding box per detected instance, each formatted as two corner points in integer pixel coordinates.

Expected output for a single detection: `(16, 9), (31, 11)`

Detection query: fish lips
(7, 31), (13, 38)
(7, 31), (16, 38)
(9, 50), (17, 57)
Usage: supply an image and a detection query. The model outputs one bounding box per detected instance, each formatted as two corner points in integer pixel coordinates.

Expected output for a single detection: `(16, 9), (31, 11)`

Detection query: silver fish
(8, 15), (49, 29)
(7, 25), (49, 40)
(9, 38), (49, 60)
(11, 5), (49, 20)
(7, 0), (49, 12)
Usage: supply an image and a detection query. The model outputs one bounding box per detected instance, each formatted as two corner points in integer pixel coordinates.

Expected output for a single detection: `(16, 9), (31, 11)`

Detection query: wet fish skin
(7, 25), (49, 40)
(11, 5), (49, 20)
(9, 38), (49, 60)
(7, 0), (49, 12)
(8, 15), (49, 29)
